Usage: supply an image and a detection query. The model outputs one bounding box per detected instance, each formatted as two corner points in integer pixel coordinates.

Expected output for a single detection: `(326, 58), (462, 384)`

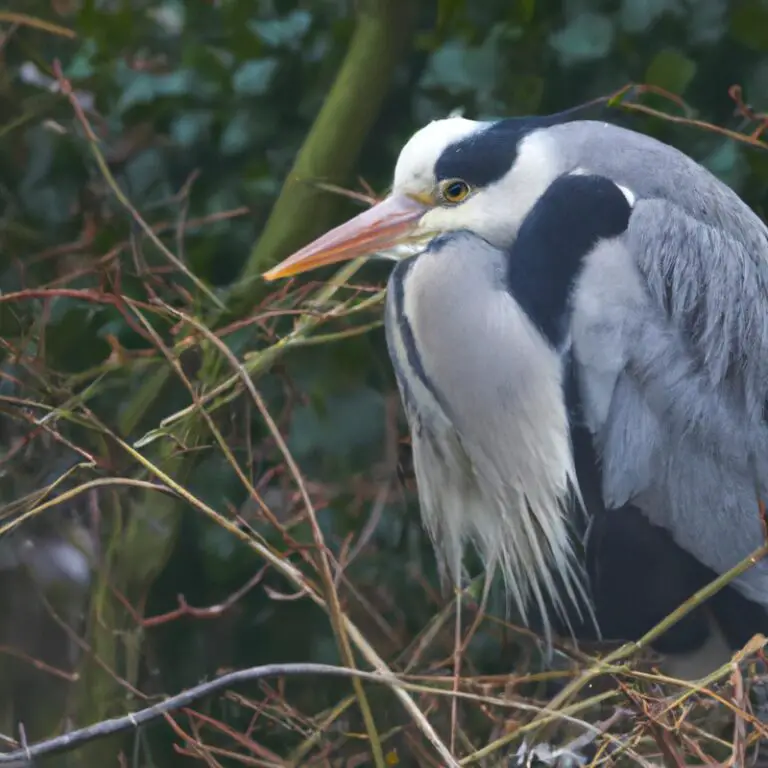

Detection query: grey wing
(570, 196), (768, 609)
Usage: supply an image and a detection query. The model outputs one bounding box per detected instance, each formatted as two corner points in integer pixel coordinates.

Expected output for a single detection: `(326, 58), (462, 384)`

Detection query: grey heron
(263, 110), (768, 680)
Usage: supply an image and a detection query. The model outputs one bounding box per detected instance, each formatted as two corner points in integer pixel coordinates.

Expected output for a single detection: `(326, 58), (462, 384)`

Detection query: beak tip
(261, 267), (283, 282)
(258, 193), (426, 283)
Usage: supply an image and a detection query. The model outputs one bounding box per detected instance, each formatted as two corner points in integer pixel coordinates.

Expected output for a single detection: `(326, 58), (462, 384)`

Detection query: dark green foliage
(0, 0), (767, 765)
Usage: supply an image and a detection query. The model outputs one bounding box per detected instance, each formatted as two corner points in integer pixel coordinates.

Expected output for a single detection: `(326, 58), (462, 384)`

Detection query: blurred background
(0, 1), (767, 766)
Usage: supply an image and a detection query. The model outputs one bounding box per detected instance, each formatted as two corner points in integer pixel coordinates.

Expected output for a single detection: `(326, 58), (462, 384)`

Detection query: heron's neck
(385, 236), (594, 637)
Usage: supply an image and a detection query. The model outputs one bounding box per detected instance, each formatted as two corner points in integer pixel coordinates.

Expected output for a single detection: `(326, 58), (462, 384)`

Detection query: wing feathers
(573, 197), (768, 606)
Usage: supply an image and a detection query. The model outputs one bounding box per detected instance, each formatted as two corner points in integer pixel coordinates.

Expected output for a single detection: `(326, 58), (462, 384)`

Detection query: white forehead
(393, 117), (484, 192)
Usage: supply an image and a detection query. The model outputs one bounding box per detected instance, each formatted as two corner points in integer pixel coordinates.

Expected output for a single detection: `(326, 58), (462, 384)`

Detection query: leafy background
(1, 0), (767, 766)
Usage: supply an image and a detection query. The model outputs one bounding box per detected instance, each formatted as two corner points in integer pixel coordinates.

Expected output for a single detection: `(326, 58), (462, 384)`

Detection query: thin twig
(0, 646), (78, 683)
(0, 12), (75, 37)
(0, 477), (175, 538)
(0, 661), (625, 765)
(463, 539), (768, 764)
(155, 303), (392, 768)
(74, 419), (459, 766)
(607, 82), (768, 149)
(51, 60), (225, 310)
(141, 568), (268, 628)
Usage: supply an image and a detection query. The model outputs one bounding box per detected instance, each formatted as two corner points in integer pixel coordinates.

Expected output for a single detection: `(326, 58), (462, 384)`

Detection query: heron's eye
(440, 179), (471, 205)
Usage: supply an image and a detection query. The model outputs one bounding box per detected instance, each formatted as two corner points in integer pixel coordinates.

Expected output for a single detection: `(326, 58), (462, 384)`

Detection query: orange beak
(262, 193), (430, 281)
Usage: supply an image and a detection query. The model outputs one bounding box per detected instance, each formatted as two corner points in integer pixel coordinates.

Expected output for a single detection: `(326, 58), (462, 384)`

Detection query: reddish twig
(141, 567), (268, 628)
(0, 646), (79, 682)
(182, 708), (283, 763)
(608, 82), (768, 149)
(0, 287), (159, 347)
(0, 402), (101, 470)
(729, 85), (768, 140)
(51, 59), (225, 309)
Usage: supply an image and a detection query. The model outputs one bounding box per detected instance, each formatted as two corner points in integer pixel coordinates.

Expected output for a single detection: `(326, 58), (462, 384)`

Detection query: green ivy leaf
(122, 148), (172, 203)
(645, 48), (697, 94)
(20, 126), (55, 189)
(65, 38), (99, 79)
(232, 59), (279, 95)
(220, 111), (252, 154)
(117, 69), (198, 112)
(548, 12), (615, 66)
(220, 108), (279, 155)
(420, 32), (500, 95)
(170, 110), (214, 147)
(249, 10), (312, 48)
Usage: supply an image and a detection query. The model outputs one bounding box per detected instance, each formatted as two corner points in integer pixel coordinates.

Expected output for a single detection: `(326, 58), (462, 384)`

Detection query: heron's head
(263, 115), (563, 281)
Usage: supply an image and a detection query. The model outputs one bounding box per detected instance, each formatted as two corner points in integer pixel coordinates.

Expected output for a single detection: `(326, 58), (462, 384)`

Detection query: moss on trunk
(231, 0), (416, 311)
